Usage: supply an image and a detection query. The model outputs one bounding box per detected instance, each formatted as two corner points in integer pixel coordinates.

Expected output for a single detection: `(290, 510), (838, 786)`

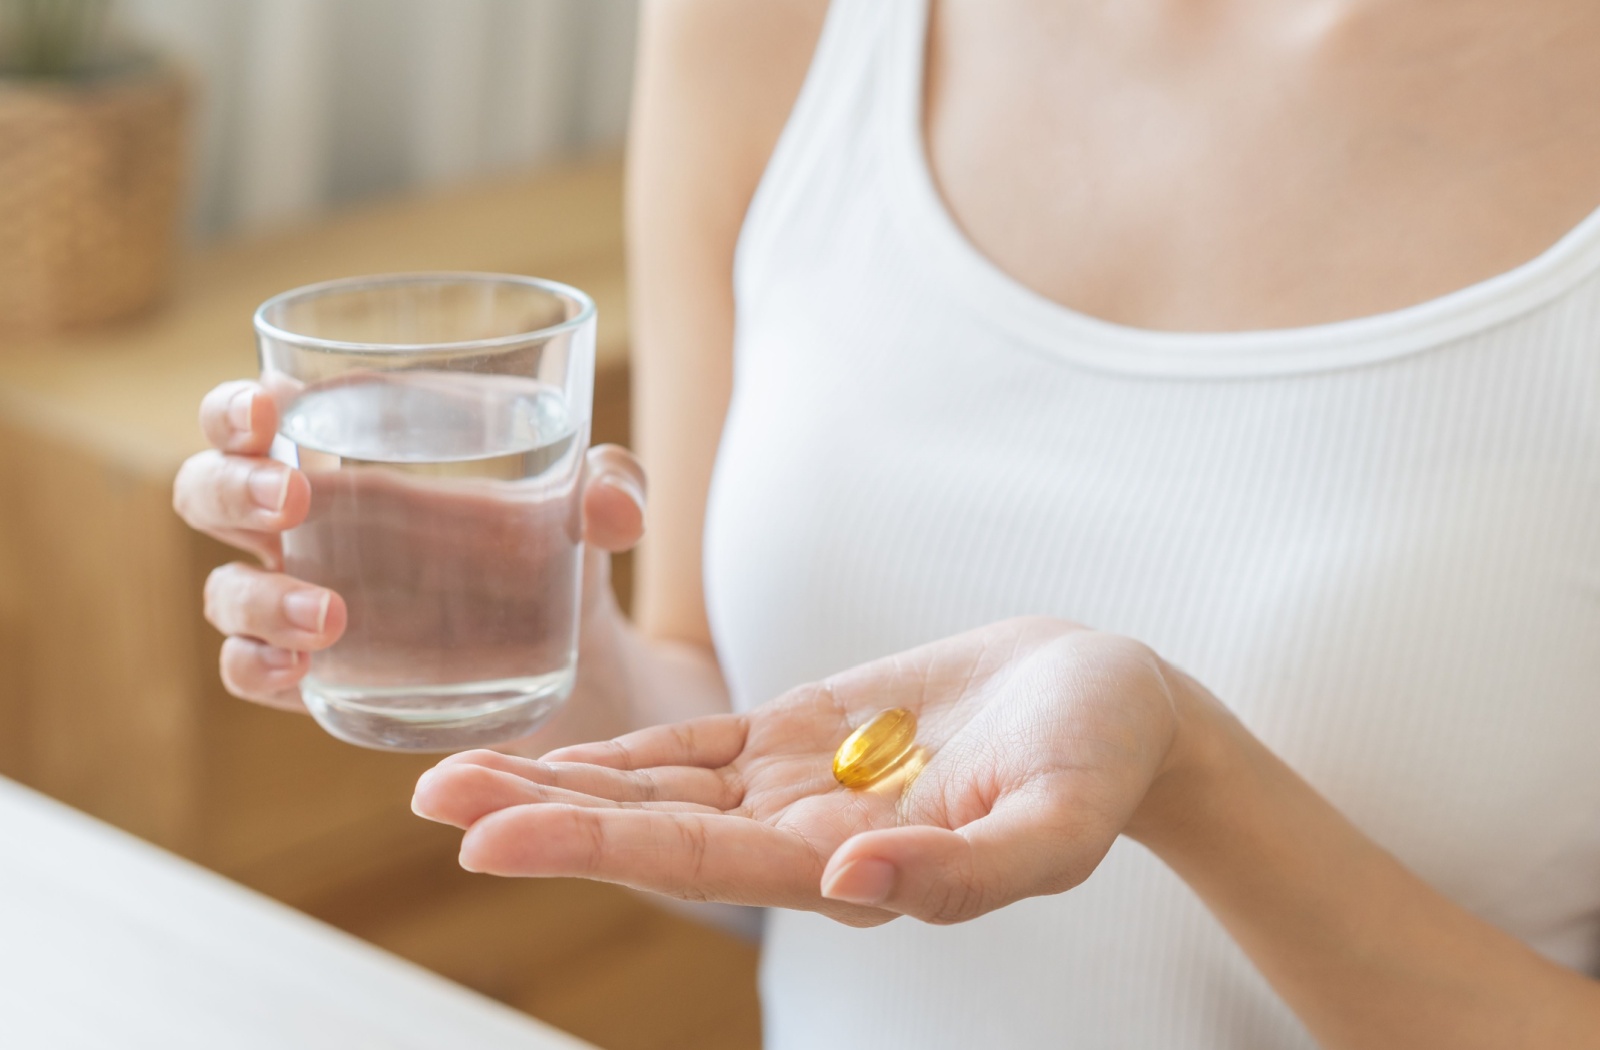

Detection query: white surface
(714, 0), (1600, 1047)
(0, 777), (594, 1050)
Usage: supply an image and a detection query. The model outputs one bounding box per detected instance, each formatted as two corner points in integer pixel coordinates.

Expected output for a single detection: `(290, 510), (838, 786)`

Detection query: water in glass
(276, 369), (584, 750)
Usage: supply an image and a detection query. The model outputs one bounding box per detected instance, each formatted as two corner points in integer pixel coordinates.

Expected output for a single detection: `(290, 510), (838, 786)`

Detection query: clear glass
(254, 273), (595, 751)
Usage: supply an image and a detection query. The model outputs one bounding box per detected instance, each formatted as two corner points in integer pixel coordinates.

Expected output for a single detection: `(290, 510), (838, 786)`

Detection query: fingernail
(228, 389), (256, 432)
(248, 467), (290, 513)
(282, 590), (330, 633)
(258, 646), (299, 671)
(601, 472), (645, 513)
(821, 858), (897, 905)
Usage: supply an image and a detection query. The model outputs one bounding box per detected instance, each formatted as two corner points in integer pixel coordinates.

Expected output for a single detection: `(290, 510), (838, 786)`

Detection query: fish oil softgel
(833, 708), (918, 788)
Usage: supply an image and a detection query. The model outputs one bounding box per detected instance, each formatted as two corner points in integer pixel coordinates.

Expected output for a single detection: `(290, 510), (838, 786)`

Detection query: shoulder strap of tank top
(734, 0), (911, 291)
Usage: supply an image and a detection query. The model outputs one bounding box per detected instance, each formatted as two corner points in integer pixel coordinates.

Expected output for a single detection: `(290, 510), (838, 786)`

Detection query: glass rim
(252, 271), (596, 355)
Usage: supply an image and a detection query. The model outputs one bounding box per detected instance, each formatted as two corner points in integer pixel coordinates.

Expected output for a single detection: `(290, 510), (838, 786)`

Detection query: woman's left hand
(411, 617), (1206, 926)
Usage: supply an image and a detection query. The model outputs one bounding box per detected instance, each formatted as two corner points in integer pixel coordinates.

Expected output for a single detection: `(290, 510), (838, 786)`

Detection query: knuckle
(198, 387), (225, 435)
(1086, 631), (1161, 670)
(680, 817), (710, 879)
(201, 379), (252, 429)
(181, 452), (265, 529)
(219, 638), (305, 709)
(172, 452), (217, 523)
(204, 563), (263, 629)
(920, 862), (988, 925)
(202, 566), (231, 627)
(220, 458), (259, 520)
(607, 738), (641, 770)
(204, 379), (244, 406)
(927, 882), (985, 925)
(206, 560), (241, 597)
(218, 639), (256, 698)
(626, 770), (659, 802)
(665, 817), (712, 900)
(576, 811), (607, 877)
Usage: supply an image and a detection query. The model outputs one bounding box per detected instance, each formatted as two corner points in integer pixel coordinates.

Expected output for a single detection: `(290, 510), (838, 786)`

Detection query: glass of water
(254, 273), (595, 751)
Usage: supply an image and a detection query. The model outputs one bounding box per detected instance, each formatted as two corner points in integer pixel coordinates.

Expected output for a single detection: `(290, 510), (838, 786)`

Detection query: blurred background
(0, 2), (760, 1048)
(121, 0), (636, 237)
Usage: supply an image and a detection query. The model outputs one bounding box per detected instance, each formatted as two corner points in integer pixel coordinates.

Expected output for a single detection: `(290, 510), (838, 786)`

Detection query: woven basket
(0, 61), (187, 334)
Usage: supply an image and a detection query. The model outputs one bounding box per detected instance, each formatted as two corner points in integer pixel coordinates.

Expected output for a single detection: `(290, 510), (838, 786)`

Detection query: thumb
(819, 789), (1102, 924)
(582, 444), (647, 553)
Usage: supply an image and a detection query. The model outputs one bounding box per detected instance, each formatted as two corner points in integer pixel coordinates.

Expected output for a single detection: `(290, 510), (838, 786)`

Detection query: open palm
(411, 618), (1184, 926)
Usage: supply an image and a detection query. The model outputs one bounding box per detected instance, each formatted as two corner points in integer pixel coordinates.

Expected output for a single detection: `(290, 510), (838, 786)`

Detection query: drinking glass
(254, 273), (595, 751)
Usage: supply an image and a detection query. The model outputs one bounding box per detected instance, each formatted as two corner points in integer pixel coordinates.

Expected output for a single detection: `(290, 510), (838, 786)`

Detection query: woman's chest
(924, 0), (1600, 332)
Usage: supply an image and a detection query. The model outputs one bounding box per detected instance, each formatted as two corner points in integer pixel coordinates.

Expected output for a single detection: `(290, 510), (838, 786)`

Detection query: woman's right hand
(172, 379), (650, 721)
(172, 380), (340, 712)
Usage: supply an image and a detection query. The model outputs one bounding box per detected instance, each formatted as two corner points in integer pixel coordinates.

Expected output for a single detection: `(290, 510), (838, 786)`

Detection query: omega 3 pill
(832, 707), (918, 788)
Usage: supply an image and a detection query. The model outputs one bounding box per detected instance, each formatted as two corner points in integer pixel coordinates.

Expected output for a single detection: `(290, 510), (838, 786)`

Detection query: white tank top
(702, 1), (1600, 1045)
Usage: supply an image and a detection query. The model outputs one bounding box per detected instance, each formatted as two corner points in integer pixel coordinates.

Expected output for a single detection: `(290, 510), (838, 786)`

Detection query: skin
(924, 0), (1600, 331)
(174, 1), (1600, 1046)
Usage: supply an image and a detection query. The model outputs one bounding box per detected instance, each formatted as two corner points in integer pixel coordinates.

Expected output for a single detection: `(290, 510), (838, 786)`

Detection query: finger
(541, 713), (749, 770)
(457, 803), (833, 911)
(199, 380), (279, 455)
(219, 636), (309, 712)
(203, 562), (347, 651)
(173, 450), (311, 534)
(412, 763), (721, 829)
(582, 444), (646, 553)
(819, 788), (1099, 924)
(432, 749), (742, 809)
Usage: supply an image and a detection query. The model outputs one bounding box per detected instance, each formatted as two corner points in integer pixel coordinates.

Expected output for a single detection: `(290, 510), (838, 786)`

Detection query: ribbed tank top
(702, 1), (1600, 1045)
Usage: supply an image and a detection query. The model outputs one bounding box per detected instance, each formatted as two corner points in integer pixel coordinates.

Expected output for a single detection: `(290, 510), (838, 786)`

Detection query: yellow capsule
(832, 708), (918, 789)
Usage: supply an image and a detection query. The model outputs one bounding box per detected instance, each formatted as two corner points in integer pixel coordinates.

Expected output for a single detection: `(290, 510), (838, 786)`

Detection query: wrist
(1123, 662), (1254, 856)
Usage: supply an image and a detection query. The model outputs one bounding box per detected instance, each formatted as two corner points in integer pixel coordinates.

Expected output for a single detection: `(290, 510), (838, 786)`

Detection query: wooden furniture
(0, 775), (596, 1048)
(0, 158), (760, 1050)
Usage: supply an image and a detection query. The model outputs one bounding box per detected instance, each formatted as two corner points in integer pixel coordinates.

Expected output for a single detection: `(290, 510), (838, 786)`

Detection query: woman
(174, 1), (1600, 1046)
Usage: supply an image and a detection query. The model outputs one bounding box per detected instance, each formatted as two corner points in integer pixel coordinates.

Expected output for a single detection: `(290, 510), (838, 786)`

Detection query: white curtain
(119, 0), (638, 238)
